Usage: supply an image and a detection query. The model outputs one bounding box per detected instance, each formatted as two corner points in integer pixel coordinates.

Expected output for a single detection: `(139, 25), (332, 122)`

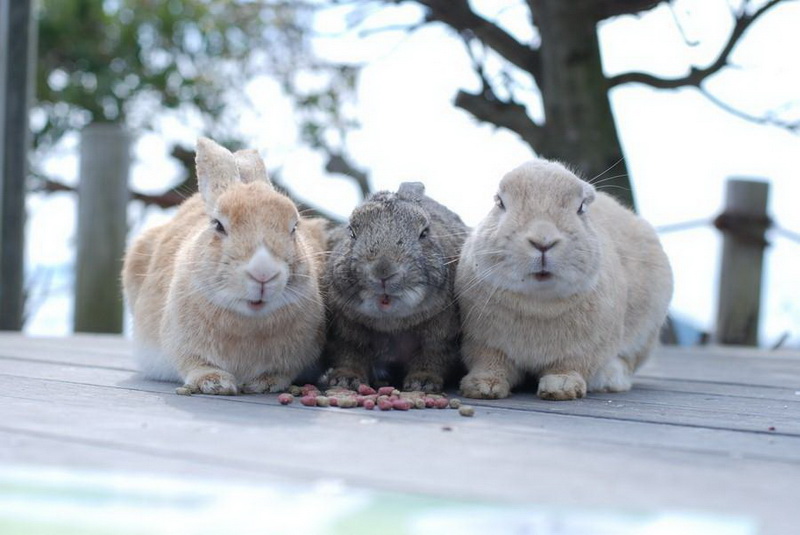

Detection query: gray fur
(322, 182), (469, 392)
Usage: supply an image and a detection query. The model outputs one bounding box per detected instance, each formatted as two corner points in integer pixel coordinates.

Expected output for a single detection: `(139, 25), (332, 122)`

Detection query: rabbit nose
(528, 238), (559, 253)
(247, 270), (279, 284)
(370, 260), (400, 286)
(246, 246), (280, 283)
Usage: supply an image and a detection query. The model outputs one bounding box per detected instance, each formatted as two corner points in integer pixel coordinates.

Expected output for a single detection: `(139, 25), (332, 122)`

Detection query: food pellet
(287, 385), (303, 396)
(338, 397), (358, 408)
(328, 396), (339, 407)
(434, 398), (450, 409)
(458, 405), (475, 417)
(363, 399), (375, 410)
(392, 399), (412, 411)
(300, 396), (317, 407)
(413, 399), (426, 409)
(378, 398), (393, 411)
(315, 396), (330, 407)
(175, 386), (192, 396)
(358, 384), (377, 396)
(277, 393), (294, 405)
(377, 386), (395, 396)
(449, 398), (461, 409)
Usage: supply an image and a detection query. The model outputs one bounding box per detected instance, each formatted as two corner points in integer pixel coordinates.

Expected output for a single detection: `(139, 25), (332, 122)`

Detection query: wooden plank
(2, 360), (800, 465)
(4, 354), (800, 436)
(1, 375), (798, 535)
(641, 347), (800, 389)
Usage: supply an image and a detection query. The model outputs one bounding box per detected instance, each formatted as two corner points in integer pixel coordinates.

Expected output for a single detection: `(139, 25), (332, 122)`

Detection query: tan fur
(122, 138), (325, 394)
(456, 160), (673, 400)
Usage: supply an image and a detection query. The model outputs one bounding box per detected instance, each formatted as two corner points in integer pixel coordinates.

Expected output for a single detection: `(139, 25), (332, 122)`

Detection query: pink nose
(246, 270), (279, 284)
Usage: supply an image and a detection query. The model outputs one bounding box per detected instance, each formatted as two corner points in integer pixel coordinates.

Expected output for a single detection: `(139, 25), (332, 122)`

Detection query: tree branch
(608, 0), (785, 89)
(700, 87), (800, 133)
(409, 0), (542, 81)
(454, 89), (545, 149)
(593, 0), (667, 20)
(324, 151), (371, 199)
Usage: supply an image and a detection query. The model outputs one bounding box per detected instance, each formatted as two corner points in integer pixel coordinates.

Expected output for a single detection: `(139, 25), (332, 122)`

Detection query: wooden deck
(1, 333), (799, 534)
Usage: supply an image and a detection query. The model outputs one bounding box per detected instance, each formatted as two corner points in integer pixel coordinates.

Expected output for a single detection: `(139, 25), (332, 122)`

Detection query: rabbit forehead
(500, 161), (591, 209)
(215, 182), (297, 228)
(350, 197), (428, 231)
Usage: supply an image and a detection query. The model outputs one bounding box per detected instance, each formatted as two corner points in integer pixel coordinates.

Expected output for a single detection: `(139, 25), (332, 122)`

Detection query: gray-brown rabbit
(322, 182), (468, 392)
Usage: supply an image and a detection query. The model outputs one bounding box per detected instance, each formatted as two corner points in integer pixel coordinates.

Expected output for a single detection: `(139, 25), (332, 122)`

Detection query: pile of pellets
(278, 384), (475, 417)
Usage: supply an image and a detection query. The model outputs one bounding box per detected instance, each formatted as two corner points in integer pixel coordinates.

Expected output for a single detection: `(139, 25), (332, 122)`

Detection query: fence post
(0, 0), (35, 331)
(714, 179), (770, 346)
(73, 122), (130, 333)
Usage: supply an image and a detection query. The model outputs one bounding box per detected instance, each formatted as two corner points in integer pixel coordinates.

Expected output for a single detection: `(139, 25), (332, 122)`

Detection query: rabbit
(456, 159), (673, 401)
(322, 182), (469, 393)
(122, 137), (327, 395)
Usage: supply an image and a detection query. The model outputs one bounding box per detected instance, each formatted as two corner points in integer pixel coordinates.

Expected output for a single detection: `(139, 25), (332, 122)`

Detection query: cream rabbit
(456, 160), (673, 400)
(122, 137), (326, 395)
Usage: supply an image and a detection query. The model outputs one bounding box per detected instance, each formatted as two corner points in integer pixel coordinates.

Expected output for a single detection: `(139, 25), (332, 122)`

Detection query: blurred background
(1, 0), (799, 347)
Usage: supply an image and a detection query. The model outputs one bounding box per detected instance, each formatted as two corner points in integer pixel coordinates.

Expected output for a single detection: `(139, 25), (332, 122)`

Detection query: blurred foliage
(34, 0), (360, 158)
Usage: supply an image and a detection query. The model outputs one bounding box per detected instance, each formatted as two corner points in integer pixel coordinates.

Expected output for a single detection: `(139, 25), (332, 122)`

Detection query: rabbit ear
(196, 137), (240, 205)
(397, 181), (425, 201)
(234, 149), (273, 187)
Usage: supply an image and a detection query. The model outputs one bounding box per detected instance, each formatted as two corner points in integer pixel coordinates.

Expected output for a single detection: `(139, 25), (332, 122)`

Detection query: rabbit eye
(494, 195), (505, 210)
(291, 222), (298, 235)
(211, 218), (226, 235)
(578, 201), (588, 215)
(348, 226), (357, 240)
(419, 227), (430, 240)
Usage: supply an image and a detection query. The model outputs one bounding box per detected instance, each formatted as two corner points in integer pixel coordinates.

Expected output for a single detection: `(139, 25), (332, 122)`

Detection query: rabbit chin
(206, 289), (292, 318)
(493, 269), (586, 300)
(355, 289), (425, 319)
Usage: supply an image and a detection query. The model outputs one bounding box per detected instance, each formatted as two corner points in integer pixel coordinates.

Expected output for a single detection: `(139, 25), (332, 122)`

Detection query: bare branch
(409, 0), (542, 81)
(324, 151), (371, 199)
(608, 0), (786, 89)
(593, 0), (668, 20)
(700, 87), (800, 133)
(454, 89), (545, 149)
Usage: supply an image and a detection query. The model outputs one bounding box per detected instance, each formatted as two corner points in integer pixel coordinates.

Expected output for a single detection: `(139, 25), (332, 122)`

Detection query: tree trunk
(531, 0), (634, 208)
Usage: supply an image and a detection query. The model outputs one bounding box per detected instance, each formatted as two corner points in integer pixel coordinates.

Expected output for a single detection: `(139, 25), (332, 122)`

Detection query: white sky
(24, 0), (800, 347)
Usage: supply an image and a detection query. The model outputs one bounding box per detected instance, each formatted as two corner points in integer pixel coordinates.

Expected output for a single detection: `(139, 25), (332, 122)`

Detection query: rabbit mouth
(532, 270), (553, 282)
(378, 294), (393, 311)
(247, 299), (267, 311)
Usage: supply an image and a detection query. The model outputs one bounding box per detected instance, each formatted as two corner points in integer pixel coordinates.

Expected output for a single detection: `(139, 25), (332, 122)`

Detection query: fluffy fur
(122, 137), (326, 395)
(456, 160), (673, 401)
(323, 182), (468, 392)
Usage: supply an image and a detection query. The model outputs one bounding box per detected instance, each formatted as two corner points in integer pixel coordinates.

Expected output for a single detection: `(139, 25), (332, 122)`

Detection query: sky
(23, 0), (800, 348)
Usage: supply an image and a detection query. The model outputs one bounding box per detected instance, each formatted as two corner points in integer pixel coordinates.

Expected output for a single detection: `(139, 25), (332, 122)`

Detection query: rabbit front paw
(185, 370), (239, 396)
(242, 373), (291, 394)
(403, 372), (444, 393)
(325, 368), (367, 390)
(537, 372), (586, 401)
(459, 371), (511, 399)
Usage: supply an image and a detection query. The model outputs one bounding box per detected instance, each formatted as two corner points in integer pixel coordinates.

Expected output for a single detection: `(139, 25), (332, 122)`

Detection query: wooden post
(714, 179), (770, 346)
(73, 123), (130, 333)
(0, 0), (35, 331)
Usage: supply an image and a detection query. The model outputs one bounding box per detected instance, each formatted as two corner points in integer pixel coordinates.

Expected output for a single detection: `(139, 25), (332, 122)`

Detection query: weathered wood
(73, 123), (131, 333)
(714, 179), (770, 345)
(0, 0), (35, 331)
(2, 334), (800, 534)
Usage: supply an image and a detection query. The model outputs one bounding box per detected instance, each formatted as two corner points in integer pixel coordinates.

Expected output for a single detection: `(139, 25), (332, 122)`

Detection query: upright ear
(196, 137), (240, 206)
(234, 149), (272, 187)
(397, 181), (425, 201)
